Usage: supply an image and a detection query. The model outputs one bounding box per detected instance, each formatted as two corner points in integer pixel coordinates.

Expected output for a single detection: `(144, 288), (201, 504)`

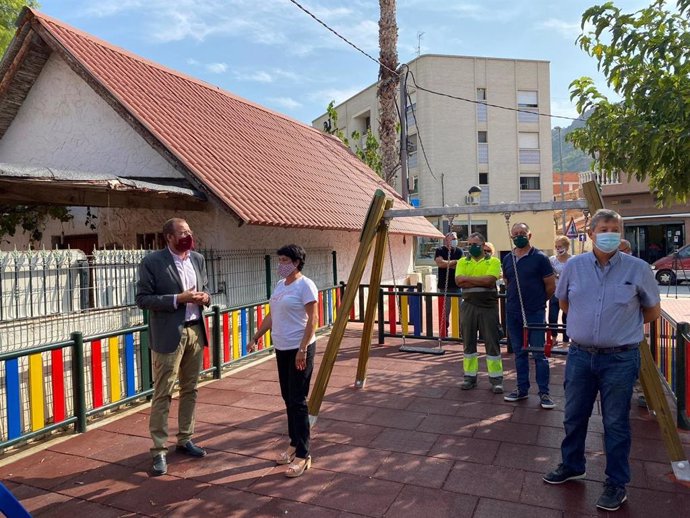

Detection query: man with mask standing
(435, 232), (463, 334)
(501, 222), (556, 409)
(543, 209), (660, 512)
(454, 232), (503, 392)
(136, 218), (211, 476)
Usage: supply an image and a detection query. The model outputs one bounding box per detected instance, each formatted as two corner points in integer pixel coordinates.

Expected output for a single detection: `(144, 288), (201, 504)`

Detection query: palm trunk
(378, 0), (399, 185)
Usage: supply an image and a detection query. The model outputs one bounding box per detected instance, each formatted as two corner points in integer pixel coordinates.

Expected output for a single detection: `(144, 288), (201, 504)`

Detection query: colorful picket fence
(648, 314), (690, 429)
(0, 286), (342, 449)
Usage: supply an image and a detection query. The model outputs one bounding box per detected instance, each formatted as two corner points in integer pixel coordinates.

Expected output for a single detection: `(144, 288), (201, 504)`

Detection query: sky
(36, 0), (650, 128)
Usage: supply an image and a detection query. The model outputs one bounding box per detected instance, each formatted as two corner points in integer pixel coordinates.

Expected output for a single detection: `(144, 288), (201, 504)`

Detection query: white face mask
(556, 247), (567, 255)
(450, 239), (458, 248)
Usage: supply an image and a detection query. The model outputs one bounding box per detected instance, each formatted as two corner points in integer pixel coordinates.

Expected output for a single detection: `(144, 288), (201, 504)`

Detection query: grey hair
(590, 209), (622, 231)
(511, 222), (530, 233)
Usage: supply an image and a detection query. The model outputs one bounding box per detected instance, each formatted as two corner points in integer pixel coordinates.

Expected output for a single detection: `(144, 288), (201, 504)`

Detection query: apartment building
(313, 54), (554, 258)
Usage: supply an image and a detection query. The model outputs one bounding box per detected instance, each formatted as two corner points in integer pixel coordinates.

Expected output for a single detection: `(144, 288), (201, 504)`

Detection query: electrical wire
(405, 74), (438, 181)
(287, 0), (585, 122)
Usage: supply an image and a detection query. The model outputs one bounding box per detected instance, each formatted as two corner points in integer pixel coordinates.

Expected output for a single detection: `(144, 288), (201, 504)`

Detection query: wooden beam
(308, 190), (388, 424)
(581, 179), (604, 213)
(384, 199), (588, 219)
(0, 181), (206, 211)
(354, 198), (393, 388)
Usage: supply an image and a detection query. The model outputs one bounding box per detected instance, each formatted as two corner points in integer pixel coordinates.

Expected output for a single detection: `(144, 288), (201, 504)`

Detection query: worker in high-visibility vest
(454, 232), (503, 393)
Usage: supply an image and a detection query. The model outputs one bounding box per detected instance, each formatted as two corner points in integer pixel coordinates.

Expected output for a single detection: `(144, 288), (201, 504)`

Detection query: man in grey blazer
(136, 218), (211, 476)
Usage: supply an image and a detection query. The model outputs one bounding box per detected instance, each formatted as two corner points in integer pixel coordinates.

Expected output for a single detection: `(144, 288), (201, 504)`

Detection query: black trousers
(276, 342), (316, 459)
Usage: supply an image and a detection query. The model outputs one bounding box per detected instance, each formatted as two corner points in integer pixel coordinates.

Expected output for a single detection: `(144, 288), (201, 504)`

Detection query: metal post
(331, 250), (338, 286)
(212, 305), (222, 379)
(71, 331), (87, 434)
(676, 322), (690, 429)
(399, 65), (409, 202)
(264, 254), (272, 299)
(468, 211), (472, 238)
(141, 309), (152, 392)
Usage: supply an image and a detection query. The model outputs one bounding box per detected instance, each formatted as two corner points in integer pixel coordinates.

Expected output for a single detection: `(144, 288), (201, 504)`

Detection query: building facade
(313, 54), (554, 257)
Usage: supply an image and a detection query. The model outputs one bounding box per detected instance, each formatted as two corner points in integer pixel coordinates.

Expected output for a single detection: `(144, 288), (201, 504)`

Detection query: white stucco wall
(0, 54), (182, 178)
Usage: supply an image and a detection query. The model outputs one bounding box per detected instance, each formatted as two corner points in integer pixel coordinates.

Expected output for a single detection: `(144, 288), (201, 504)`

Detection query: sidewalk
(660, 297), (690, 324)
(1, 323), (689, 517)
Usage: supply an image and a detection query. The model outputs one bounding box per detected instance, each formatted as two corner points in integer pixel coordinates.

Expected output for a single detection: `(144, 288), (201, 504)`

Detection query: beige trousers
(149, 324), (204, 456)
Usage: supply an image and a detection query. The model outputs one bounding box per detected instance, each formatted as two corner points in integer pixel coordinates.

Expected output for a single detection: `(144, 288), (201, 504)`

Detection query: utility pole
(399, 65), (409, 202)
(416, 31), (424, 57)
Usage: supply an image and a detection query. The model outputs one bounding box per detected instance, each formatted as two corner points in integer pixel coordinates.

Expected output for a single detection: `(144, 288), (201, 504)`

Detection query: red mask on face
(177, 235), (194, 252)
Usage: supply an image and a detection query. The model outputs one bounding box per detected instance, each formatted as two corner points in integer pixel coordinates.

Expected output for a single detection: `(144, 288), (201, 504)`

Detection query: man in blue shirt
(543, 209), (660, 512)
(501, 222), (555, 408)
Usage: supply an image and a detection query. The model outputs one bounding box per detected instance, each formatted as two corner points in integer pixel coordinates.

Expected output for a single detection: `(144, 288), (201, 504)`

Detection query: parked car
(651, 244), (690, 285)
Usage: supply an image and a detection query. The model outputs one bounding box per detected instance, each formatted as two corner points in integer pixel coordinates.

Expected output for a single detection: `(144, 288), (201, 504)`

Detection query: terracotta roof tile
(25, 10), (439, 237)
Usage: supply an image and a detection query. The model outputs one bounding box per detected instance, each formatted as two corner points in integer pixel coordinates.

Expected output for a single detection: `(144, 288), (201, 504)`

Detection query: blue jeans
(560, 345), (639, 488)
(506, 311), (549, 395)
(548, 295), (568, 342)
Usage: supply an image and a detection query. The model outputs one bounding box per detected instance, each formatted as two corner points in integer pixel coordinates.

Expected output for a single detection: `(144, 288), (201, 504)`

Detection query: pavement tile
(253, 497), (348, 517)
(200, 426), (282, 460)
(99, 411), (151, 437)
(246, 466), (336, 503)
(472, 419), (540, 445)
(374, 451), (454, 488)
(427, 435), (500, 464)
(454, 400), (514, 420)
(406, 396), (462, 416)
(630, 436), (672, 463)
(536, 425), (604, 453)
(310, 442), (390, 477)
(0, 451), (108, 490)
(362, 407), (426, 431)
(493, 442), (561, 473)
(518, 470), (604, 512)
(326, 388), (413, 410)
(162, 484), (271, 517)
(230, 393), (286, 412)
(49, 429), (155, 467)
(369, 428), (439, 455)
(9, 484), (74, 516)
(51, 461), (147, 502)
(167, 450), (275, 489)
(310, 473), (403, 516)
(443, 462), (526, 501)
(312, 418), (383, 447)
(473, 497), (562, 518)
(195, 387), (249, 406)
(319, 401), (377, 423)
(416, 414), (477, 437)
(384, 485), (478, 517)
(34, 498), (138, 518)
(642, 460), (690, 494)
(100, 475), (210, 516)
(510, 406), (566, 428)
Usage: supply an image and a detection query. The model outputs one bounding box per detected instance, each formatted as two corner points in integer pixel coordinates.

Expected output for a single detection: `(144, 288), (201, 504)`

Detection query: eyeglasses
(483, 249), (491, 253)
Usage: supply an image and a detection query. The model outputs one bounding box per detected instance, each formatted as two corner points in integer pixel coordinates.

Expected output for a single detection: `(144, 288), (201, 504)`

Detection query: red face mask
(177, 235), (194, 252)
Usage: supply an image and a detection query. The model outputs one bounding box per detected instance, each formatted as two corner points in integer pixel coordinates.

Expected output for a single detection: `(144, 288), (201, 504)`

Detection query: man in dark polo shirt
(501, 222), (555, 409)
(435, 232), (463, 334)
(543, 209), (660, 512)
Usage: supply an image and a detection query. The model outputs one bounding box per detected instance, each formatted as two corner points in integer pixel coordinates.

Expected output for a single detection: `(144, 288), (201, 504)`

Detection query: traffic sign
(565, 217), (578, 238)
(578, 233), (586, 242)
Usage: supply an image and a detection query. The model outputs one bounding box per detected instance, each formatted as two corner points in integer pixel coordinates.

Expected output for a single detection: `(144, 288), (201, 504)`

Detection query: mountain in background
(552, 111), (593, 172)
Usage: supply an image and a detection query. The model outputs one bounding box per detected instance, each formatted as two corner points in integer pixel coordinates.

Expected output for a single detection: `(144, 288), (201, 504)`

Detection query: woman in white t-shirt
(251, 244), (318, 478)
(549, 235), (571, 345)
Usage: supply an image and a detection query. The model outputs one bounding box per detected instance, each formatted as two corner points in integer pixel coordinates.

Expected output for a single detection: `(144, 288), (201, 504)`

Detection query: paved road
(658, 282), (690, 298)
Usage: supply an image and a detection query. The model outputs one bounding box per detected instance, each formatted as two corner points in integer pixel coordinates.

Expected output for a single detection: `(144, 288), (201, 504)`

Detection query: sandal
(276, 445), (296, 465)
(285, 456), (311, 478)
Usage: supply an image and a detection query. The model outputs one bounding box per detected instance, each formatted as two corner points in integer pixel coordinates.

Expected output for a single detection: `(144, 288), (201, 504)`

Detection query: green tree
(324, 100), (383, 177)
(568, 0), (690, 202)
(0, 1), (72, 244)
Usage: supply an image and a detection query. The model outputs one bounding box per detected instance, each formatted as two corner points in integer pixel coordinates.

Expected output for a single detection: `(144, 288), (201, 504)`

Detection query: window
(479, 173), (489, 185)
(478, 131), (488, 164)
(520, 176), (541, 190)
(476, 88), (487, 122)
(410, 175), (419, 194)
(518, 132), (540, 164)
(406, 102), (417, 128)
(407, 134), (418, 168)
(517, 90), (539, 122)
(137, 233), (165, 249)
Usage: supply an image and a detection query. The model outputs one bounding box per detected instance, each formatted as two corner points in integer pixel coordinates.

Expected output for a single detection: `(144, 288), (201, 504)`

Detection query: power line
(407, 69), (585, 122)
(287, 0), (585, 122)
(405, 78), (438, 181)
(287, 0), (399, 77)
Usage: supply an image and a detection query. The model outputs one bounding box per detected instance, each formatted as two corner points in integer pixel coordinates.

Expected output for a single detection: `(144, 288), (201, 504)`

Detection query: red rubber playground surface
(1, 322), (689, 517)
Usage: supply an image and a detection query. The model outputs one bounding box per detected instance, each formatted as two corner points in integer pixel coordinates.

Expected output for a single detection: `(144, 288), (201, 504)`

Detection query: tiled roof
(19, 9), (440, 238)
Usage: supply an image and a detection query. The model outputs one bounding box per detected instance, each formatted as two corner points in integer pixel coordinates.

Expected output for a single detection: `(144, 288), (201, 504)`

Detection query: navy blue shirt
(435, 246), (463, 290)
(502, 247), (554, 313)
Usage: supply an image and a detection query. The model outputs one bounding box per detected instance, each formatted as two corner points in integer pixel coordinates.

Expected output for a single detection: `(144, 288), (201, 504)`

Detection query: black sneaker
(539, 393), (556, 409)
(542, 463), (586, 484)
(596, 484), (627, 511)
(503, 389), (528, 402)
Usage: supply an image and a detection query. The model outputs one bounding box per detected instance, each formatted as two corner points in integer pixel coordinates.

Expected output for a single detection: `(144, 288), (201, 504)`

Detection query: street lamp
(466, 185), (482, 238)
